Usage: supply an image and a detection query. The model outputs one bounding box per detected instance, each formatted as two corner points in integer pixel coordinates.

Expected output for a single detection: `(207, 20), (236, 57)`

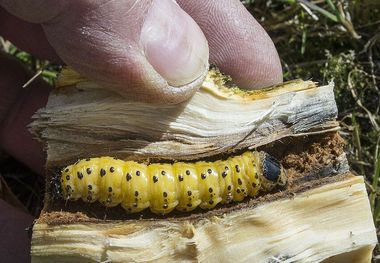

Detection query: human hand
(0, 0), (282, 173)
(1, 0), (281, 102)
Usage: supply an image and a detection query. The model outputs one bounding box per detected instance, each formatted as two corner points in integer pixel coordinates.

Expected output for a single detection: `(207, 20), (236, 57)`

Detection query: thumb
(1, 0), (209, 103)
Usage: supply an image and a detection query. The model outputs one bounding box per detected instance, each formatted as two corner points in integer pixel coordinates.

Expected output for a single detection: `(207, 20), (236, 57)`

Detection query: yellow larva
(60, 151), (287, 214)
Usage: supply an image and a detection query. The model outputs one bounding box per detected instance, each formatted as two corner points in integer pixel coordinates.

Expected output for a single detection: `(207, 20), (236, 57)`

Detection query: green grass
(1, 0), (380, 258)
(0, 37), (58, 86)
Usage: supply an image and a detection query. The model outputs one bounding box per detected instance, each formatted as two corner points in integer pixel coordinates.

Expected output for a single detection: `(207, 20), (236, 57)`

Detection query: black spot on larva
(209, 200), (214, 205)
(100, 169), (106, 177)
(161, 170), (166, 176)
(225, 166), (229, 170)
(227, 185), (232, 191)
(235, 165), (240, 173)
(85, 158), (90, 161)
(153, 176), (158, 183)
(237, 189), (241, 193)
(163, 192), (168, 197)
(238, 178), (242, 185)
(87, 196), (92, 201)
(133, 203), (138, 208)
(64, 168), (69, 173)
(163, 204), (168, 209)
(61, 179), (64, 183)
(187, 203), (192, 207)
(255, 173), (259, 179)
(126, 173), (132, 181)
(108, 187), (112, 192)
(127, 208), (132, 211)
(77, 172), (83, 180)
(136, 171), (141, 176)
(135, 198), (138, 202)
(242, 189), (245, 192)
(135, 191), (139, 197)
(164, 199), (167, 202)
(252, 183), (257, 188)
(207, 169), (212, 174)
(187, 191), (192, 196)
(65, 175), (70, 180)
(222, 171), (227, 178)
(113, 157), (117, 160)
(201, 173), (206, 180)
(110, 167), (115, 173)
(66, 185), (71, 191)
(88, 184), (92, 190)
(178, 175), (184, 182)
(186, 170), (190, 176)
(86, 168), (92, 174)
(209, 187), (213, 193)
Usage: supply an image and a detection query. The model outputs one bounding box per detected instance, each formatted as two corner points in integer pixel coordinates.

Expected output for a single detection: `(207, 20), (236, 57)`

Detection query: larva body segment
(214, 160), (233, 204)
(241, 151), (261, 197)
(60, 151), (287, 214)
(96, 157), (125, 207)
(195, 162), (222, 209)
(148, 164), (178, 214)
(120, 161), (150, 213)
(172, 162), (201, 212)
(228, 156), (247, 202)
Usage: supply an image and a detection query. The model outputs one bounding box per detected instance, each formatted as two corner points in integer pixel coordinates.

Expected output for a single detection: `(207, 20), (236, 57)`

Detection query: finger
(0, 199), (34, 263)
(0, 7), (61, 62)
(1, 0), (210, 104)
(0, 52), (50, 175)
(42, 0), (209, 103)
(177, 0), (282, 89)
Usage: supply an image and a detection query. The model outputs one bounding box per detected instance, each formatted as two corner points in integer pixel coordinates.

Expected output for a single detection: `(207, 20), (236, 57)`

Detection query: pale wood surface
(31, 70), (339, 167)
(31, 175), (377, 263)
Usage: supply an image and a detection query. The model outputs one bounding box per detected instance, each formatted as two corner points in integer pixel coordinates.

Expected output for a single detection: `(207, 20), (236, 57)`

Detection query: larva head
(259, 153), (287, 191)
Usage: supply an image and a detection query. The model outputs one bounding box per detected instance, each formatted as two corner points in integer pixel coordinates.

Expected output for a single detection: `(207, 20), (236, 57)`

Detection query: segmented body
(60, 151), (287, 214)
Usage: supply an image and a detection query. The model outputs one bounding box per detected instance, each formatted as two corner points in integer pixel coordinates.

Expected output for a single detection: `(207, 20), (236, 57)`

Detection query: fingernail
(140, 0), (209, 87)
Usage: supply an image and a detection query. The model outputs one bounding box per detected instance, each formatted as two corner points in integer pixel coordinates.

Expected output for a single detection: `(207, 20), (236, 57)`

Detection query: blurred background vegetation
(1, 0), (379, 259)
